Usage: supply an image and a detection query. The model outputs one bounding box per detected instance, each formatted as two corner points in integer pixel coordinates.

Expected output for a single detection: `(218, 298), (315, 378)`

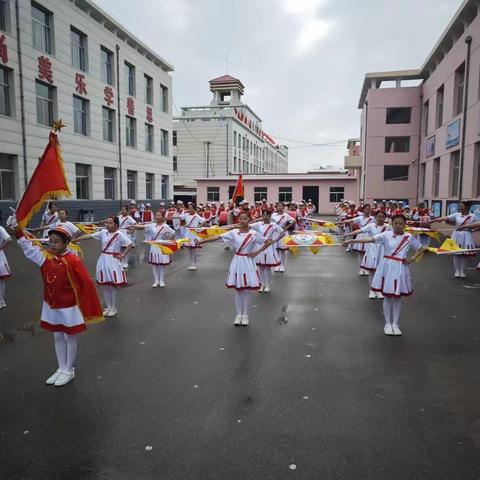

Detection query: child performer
(344, 210), (391, 299)
(199, 211), (273, 326)
(271, 201), (296, 272)
(411, 202), (434, 247)
(74, 215), (133, 317)
(0, 225), (12, 308)
(14, 222), (103, 386)
(129, 210), (176, 287)
(251, 209), (286, 292)
(429, 201), (476, 278)
(118, 205), (137, 269)
(457, 219), (480, 272)
(343, 214), (425, 336)
(180, 204), (207, 271)
(40, 202), (58, 238)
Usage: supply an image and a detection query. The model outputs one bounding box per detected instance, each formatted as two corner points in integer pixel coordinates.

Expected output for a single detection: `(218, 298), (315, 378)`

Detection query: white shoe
(358, 269), (364, 276)
(392, 326), (402, 336)
(102, 308), (110, 316)
(123, 263), (129, 270)
(234, 315), (242, 326)
(152, 282), (159, 288)
(241, 315), (250, 326)
(188, 265), (198, 271)
(54, 371), (75, 387)
(264, 284), (271, 293)
(454, 271), (460, 278)
(273, 267), (279, 272)
(384, 324), (394, 336)
(0, 301), (6, 309)
(159, 281), (165, 287)
(279, 266), (285, 273)
(368, 290), (376, 299)
(106, 309), (118, 317)
(376, 291), (384, 299)
(258, 285), (265, 293)
(460, 273), (466, 279)
(46, 369), (62, 385)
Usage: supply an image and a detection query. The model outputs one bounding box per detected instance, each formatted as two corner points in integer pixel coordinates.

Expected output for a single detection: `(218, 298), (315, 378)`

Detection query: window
(278, 186), (292, 203)
(102, 107), (114, 142)
(384, 165), (409, 181)
(144, 74), (153, 105)
(0, 66), (11, 116)
(35, 80), (53, 126)
(450, 150), (460, 197)
(254, 186), (267, 202)
(127, 170), (137, 199)
(100, 46), (113, 85)
(124, 62), (135, 96)
(433, 158), (440, 196)
(160, 84), (168, 112)
(436, 86), (444, 128)
(173, 155), (178, 172)
(104, 167), (116, 200)
(145, 172), (154, 199)
(420, 163), (426, 198)
(386, 107), (411, 124)
(207, 186), (220, 202)
(234, 131), (237, 148)
(70, 26), (88, 72)
(475, 143), (480, 197)
(454, 63), (465, 116)
(0, 154), (15, 199)
(385, 136), (410, 153)
(0, 0), (8, 32)
(161, 129), (169, 156)
(329, 187), (344, 203)
(161, 175), (169, 199)
(75, 163), (90, 199)
(32, 2), (53, 53)
(145, 123), (153, 152)
(73, 95), (88, 136)
(423, 100), (429, 136)
(172, 130), (177, 146)
(125, 116), (136, 147)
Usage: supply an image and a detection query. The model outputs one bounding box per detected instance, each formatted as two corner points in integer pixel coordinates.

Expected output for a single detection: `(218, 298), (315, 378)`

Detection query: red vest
(142, 210), (153, 222)
(41, 255), (77, 309)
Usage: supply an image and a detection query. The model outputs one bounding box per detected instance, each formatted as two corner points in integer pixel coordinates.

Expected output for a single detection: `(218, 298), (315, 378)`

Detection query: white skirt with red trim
(361, 243), (385, 271)
(256, 244), (281, 267)
(40, 302), (86, 335)
(371, 258), (413, 298)
(184, 229), (202, 248)
(96, 253), (127, 286)
(226, 255), (260, 290)
(0, 251), (11, 279)
(452, 230), (477, 256)
(352, 231), (368, 252)
(148, 245), (172, 265)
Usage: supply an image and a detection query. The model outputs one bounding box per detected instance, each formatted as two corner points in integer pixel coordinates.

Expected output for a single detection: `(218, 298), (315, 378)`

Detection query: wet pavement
(1, 233), (480, 479)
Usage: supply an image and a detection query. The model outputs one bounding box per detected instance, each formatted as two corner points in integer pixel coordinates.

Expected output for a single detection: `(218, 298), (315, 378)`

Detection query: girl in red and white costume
(0, 225), (12, 308)
(14, 222), (103, 386)
(75, 215), (133, 317)
(180, 204), (207, 270)
(250, 209), (286, 292)
(344, 210), (391, 298)
(344, 214), (425, 336)
(429, 201), (477, 278)
(457, 218), (480, 272)
(199, 211), (273, 326)
(271, 201), (296, 272)
(130, 210), (176, 287)
(118, 205), (137, 268)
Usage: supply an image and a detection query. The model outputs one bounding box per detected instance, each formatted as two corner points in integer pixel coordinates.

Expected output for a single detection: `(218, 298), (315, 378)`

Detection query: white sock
(453, 256), (460, 272)
(368, 273), (373, 287)
(279, 250), (286, 268)
(102, 286), (112, 309)
(111, 288), (117, 311)
(0, 280), (5, 303)
(234, 291), (243, 315)
(189, 249), (197, 266)
(258, 267), (265, 285)
(459, 257), (467, 275)
(64, 333), (78, 374)
(159, 266), (165, 283)
(357, 252), (364, 267)
(243, 290), (251, 316)
(264, 267), (272, 286)
(152, 266), (159, 283)
(392, 298), (402, 327)
(383, 297), (392, 325)
(53, 332), (67, 372)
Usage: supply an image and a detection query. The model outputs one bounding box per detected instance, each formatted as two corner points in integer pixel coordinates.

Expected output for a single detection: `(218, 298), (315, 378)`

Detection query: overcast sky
(96, 0), (460, 172)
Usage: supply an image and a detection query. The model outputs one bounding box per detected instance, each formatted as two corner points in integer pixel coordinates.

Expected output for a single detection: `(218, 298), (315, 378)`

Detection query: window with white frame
(75, 163), (90, 199)
(0, 154), (15, 200)
(161, 129), (169, 156)
(104, 167), (116, 200)
(35, 80), (54, 126)
(449, 150), (460, 197)
(436, 86), (444, 128)
(423, 100), (429, 137)
(0, 66), (12, 117)
(454, 63), (465, 116)
(70, 26), (88, 72)
(329, 187), (344, 203)
(384, 165), (409, 181)
(144, 74), (153, 105)
(420, 163), (426, 198)
(127, 170), (137, 199)
(278, 186), (292, 203)
(32, 2), (53, 54)
(102, 107), (114, 142)
(433, 157), (440, 197)
(254, 187), (267, 202)
(172, 130), (177, 146)
(160, 84), (168, 112)
(173, 155), (178, 172)
(100, 46), (113, 85)
(161, 175), (169, 199)
(385, 136), (410, 153)
(73, 95), (88, 136)
(124, 62), (135, 96)
(145, 123), (153, 152)
(125, 116), (136, 147)
(145, 172), (154, 199)
(0, 0), (9, 32)
(207, 186), (219, 202)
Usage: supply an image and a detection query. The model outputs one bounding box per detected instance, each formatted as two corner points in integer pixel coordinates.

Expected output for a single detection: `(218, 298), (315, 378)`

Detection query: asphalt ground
(1, 230), (480, 480)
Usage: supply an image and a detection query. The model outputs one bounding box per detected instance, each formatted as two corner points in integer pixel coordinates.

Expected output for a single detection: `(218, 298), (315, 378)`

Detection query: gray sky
(95, 0), (460, 171)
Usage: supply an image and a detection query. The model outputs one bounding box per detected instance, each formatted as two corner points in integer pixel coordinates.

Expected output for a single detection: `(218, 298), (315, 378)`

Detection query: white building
(172, 75), (288, 202)
(0, 0), (173, 220)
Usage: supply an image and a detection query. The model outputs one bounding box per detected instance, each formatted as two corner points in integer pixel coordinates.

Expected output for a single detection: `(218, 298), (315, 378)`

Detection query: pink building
(359, 0), (480, 215)
(195, 170), (360, 214)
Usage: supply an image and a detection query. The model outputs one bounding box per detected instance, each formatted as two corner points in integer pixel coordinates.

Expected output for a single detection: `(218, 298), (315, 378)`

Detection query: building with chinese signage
(0, 0), (173, 220)
(358, 0), (480, 215)
(172, 75), (288, 203)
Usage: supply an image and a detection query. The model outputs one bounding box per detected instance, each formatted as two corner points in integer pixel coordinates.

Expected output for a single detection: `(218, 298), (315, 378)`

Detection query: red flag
(232, 175), (244, 204)
(16, 132), (71, 229)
